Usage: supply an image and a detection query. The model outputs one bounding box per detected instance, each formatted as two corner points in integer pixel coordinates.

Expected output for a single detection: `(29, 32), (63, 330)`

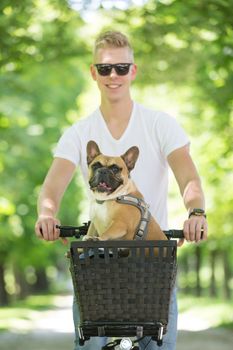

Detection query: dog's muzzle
(90, 168), (123, 194)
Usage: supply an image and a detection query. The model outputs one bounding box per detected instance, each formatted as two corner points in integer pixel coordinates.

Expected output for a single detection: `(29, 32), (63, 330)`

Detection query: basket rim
(71, 239), (177, 249)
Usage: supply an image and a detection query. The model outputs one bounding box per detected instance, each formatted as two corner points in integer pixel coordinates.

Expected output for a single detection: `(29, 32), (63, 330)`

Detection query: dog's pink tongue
(99, 182), (111, 190)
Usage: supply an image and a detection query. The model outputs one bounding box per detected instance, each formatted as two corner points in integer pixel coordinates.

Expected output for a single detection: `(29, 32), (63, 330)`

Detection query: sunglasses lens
(115, 64), (131, 75)
(96, 65), (112, 76)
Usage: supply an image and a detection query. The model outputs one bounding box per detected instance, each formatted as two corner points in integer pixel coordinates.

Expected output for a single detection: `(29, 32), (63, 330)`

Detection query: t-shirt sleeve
(53, 126), (81, 166)
(155, 112), (190, 157)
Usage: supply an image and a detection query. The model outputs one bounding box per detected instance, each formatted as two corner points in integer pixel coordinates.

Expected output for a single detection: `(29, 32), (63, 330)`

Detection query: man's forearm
(183, 178), (205, 213)
(37, 190), (60, 217)
(35, 158), (76, 241)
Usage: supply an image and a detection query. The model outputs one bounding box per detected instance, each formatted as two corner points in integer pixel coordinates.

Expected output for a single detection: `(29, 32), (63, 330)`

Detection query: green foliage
(0, 0), (89, 71)
(0, 60), (86, 262)
(0, 0), (89, 300)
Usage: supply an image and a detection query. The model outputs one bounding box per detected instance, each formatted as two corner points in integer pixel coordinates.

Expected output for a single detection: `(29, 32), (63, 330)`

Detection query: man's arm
(35, 158), (76, 241)
(167, 145), (208, 244)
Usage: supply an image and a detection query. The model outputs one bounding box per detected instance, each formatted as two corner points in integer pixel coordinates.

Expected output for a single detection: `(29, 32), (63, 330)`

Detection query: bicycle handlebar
(56, 222), (90, 239)
(56, 223), (189, 239)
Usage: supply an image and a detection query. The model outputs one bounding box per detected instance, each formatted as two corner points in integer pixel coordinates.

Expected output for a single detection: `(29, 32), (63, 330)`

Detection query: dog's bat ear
(87, 140), (101, 165)
(121, 146), (139, 172)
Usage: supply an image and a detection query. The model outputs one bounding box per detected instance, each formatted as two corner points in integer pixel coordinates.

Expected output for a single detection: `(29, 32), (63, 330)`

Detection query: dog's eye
(92, 162), (102, 170)
(109, 164), (121, 174)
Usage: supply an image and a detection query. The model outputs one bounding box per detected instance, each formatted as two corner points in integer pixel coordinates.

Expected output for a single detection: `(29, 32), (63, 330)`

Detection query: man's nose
(109, 68), (118, 77)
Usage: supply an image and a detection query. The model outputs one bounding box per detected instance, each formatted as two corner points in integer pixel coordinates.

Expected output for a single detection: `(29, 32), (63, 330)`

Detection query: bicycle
(58, 222), (185, 350)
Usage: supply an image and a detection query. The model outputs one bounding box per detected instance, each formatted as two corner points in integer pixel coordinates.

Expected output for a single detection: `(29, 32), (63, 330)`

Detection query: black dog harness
(116, 195), (151, 240)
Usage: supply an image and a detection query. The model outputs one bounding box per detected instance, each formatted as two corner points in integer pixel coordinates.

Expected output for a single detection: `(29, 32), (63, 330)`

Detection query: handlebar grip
(56, 225), (80, 238)
(164, 228), (204, 239)
(164, 229), (184, 239)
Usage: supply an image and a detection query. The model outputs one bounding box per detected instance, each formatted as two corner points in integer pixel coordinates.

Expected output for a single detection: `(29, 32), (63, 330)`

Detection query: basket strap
(116, 195), (151, 240)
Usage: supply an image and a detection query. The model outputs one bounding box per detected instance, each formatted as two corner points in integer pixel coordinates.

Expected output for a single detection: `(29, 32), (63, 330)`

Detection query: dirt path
(0, 295), (232, 350)
(1, 328), (233, 350)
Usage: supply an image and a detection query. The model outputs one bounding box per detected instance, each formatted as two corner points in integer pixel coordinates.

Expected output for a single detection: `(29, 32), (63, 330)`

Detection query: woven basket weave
(70, 240), (177, 338)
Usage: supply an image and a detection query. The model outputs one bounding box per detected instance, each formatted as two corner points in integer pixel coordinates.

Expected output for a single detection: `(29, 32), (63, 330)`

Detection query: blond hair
(94, 31), (134, 62)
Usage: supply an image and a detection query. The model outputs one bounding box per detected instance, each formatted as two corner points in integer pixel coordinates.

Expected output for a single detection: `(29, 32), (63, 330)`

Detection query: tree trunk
(210, 250), (217, 297)
(222, 250), (231, 300)
(195, 245), (202, 296)
(14, 267), (30, 299)
(0, 263), (9, 305)
(34, 268), (49, 293)
(181, 254), (191, 293)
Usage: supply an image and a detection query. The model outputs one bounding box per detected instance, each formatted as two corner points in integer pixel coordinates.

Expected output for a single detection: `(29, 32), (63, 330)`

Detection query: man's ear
(90, 64), (97, 81)
(86, 140), (101, 165)
(131, 63), (137, 81)
(121, 146), (139, 172)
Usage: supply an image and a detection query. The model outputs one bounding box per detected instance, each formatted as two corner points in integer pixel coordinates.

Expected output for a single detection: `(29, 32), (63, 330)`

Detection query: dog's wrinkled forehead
(91, 155), (125, 168)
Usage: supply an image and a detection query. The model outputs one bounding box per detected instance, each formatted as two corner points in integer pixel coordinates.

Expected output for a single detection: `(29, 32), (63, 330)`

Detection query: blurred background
(0, 0), (233, 349)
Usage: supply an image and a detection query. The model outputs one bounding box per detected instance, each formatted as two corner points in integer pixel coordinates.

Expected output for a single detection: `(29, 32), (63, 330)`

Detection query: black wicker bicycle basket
(69, 239), (177, 342)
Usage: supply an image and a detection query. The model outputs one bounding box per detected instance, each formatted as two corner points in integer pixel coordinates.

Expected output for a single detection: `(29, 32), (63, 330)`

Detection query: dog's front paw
(82, 235), (100, 241)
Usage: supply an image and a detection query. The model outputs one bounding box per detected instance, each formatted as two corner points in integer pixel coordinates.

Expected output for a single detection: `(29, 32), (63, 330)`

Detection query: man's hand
(178, 215), (208, 247)
(35, 214), (61, 241)
(35, 158), (76, 243)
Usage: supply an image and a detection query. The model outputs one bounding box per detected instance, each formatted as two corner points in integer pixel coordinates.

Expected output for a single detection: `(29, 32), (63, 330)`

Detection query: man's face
(90, 47), (137, 103)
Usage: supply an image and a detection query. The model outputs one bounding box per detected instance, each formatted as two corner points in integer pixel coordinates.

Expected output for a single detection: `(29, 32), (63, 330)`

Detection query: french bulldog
(84, 140), (167, 242)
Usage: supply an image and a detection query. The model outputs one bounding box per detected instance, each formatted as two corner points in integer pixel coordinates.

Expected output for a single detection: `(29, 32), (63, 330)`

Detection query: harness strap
(116, 195), (151, 240)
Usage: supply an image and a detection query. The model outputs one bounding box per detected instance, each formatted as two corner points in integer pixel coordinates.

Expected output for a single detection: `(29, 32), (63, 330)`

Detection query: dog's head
(86, 140), (139, 199)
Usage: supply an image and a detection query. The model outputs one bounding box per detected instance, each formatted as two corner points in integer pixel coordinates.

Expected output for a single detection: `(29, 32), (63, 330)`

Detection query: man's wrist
(188, 208), (206, 219)
(38, 211), (56, 219)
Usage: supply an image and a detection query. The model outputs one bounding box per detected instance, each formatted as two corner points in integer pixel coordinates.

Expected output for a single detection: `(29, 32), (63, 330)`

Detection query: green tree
(0, 0), (90, 304)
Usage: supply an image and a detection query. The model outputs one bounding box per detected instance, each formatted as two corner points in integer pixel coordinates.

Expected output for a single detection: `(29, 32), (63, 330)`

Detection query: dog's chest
(90, 201), (111, 233)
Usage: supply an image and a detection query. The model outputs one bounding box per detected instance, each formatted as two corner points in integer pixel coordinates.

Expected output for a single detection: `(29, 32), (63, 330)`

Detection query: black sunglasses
(94, 63), (133, 76)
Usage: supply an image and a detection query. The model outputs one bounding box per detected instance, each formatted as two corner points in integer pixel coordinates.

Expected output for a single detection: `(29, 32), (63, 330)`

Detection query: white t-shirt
(54, 102), (189, 229)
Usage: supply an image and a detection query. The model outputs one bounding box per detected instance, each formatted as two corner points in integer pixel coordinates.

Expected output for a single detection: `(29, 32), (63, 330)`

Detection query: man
(35, 31), (208, 350)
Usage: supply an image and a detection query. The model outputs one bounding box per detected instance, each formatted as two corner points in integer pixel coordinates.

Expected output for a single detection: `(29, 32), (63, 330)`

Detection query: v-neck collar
(97, 102), (136, 143)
